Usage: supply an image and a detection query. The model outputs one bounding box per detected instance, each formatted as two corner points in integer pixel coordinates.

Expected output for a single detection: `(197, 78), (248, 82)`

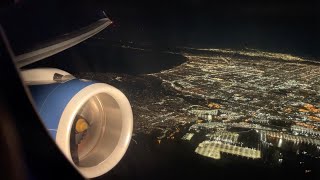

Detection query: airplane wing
(15, 17), (112, 67)
(0, 1), (133, 179)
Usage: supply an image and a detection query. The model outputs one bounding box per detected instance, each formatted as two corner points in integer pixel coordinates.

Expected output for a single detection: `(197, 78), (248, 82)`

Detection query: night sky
(0, 0), (319, 58)
(101, 0), (320, 58)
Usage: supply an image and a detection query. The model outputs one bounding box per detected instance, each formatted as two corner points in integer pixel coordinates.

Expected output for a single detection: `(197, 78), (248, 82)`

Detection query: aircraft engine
(21, 68), (133, 178)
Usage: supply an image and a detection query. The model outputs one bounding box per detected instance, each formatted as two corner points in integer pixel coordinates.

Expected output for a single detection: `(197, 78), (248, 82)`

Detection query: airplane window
(1, 0), (320, 179)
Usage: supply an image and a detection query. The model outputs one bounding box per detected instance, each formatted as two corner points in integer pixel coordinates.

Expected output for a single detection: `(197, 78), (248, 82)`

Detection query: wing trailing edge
(15, 18), (112, 68)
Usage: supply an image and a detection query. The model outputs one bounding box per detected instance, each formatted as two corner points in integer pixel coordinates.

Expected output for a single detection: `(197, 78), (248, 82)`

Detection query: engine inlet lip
(55, 83), (133, 178)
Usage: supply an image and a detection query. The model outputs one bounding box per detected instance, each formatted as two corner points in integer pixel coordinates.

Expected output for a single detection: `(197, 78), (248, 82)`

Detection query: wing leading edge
(15, 18), (112, 68)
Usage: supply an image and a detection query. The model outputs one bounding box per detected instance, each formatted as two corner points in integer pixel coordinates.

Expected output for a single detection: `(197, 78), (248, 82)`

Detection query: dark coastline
(24, 38), (188, 75)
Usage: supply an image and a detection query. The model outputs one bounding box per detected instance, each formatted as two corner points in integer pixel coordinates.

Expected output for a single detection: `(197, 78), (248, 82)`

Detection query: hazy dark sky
(1, 0), (319, 57)
(101, 0), (320, 57)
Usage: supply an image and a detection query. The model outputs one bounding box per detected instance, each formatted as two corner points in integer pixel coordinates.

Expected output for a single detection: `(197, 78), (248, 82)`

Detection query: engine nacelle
(22, 68), (133, 178)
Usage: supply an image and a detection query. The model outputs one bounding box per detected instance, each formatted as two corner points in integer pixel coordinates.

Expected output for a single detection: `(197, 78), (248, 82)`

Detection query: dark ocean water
(0, 0), (318, 64)
(98, 0), (320, 60)
(97, 17), (319, 60)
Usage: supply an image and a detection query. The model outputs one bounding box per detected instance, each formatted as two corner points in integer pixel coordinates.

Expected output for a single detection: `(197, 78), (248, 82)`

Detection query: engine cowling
(22, 68), (133, 178)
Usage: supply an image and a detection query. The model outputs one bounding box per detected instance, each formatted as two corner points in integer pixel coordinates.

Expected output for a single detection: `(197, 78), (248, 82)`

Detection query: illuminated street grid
(77, 48), (320, 135)
(76, 48), (320, 169)
(154, 50), (320, 128)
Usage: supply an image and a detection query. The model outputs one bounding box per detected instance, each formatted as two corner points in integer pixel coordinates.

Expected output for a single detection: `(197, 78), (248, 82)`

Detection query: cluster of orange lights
(299, 103), (320, 113)
(295, 122), (316, 130)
